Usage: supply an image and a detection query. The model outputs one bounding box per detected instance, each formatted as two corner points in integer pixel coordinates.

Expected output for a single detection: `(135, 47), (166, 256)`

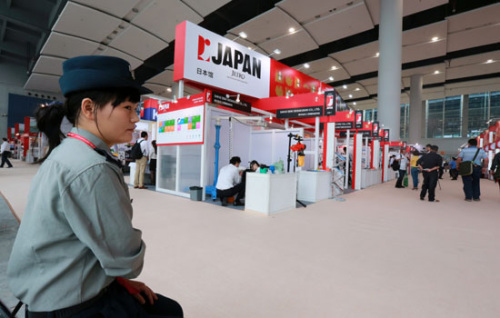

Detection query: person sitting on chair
(216, 156), (245, 206)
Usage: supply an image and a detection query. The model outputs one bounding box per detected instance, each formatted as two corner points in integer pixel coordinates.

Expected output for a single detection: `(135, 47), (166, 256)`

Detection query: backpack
(391, 160), (400, 171)
(130, 140), (144, 160)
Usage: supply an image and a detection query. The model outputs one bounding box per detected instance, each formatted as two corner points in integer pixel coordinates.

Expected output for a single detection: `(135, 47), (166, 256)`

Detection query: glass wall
(468, 93), (489, 137)
(362, 90), (500, 140)
(400, 104), (409, 139)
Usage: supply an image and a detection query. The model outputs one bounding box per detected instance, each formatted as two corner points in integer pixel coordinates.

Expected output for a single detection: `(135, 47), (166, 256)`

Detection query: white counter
(245, 173), (297, 216)
(361, 169), (382, 188)
(297, 170), (332, 202)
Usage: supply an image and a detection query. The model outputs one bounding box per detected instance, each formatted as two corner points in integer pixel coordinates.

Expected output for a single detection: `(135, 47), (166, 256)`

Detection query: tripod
(287, 133), (307, 208)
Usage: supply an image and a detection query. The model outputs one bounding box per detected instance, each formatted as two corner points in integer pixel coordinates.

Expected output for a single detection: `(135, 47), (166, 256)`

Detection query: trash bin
(189, 186), (203, 201)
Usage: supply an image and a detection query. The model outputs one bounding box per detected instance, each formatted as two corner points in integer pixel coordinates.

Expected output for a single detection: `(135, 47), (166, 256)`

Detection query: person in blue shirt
(457, 139), (488, 201)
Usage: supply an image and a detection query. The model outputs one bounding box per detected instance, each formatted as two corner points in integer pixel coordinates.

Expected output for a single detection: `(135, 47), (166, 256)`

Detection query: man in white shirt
(134, 131), (149, 189)
(395, 151), (408, 188)
(0, 137), (13, 168)
(216, 156), (244, 206)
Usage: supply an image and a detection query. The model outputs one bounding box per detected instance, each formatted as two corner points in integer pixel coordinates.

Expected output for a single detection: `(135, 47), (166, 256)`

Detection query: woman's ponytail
(34, 101), (67, 163)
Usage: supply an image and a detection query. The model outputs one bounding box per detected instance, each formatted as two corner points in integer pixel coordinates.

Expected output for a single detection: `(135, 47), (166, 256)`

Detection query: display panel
(157, 93), (206, 146)
(158, 105), (204, 145)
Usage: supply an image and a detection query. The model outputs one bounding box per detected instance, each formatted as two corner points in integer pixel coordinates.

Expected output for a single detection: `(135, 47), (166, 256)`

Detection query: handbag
(458, 149), (480, 176)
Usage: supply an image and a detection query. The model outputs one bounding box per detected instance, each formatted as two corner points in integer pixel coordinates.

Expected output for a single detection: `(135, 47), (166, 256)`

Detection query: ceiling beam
(0, 1), (49, 34)
(0, 39), (26, 57)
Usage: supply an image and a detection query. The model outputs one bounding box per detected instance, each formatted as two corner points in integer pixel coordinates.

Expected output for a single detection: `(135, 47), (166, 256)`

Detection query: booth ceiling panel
(423, 72), (445, 85)
(304, 2), (373, 45)
(224, 36), (268, 56)
(447, 3), (499, 33)
(402, 40), (447, 64)
(131, 0), (203, 43)
(146, 69), (174, 86)
(450, 51), (500, 68)
(98, 47), (143, 70)
(52, 2), (122, 43)
(183, 0), (231, 17)
(364, 0), (447, 25)
(109, 24), (168, 61)
(329, 41), (379, 64)
(259, 29), (318, 60)
(32, 56), (65, 76)
(447, 24), (500, 53)
(184, 86), (202, 95)
(447, 62), (500, 81)
(402, 21), (447, 47)
(227, 7), (301, 44)
(401, 64), (440, 78)
(24, 73), (61, 93)
(276, 0), (353, 24)
(445, 78), (500, 97)
(342, 57), (378, 76)
(143, 83), (167, 95)
(40, 33), (100, 58)
(71, 0), (141, 18)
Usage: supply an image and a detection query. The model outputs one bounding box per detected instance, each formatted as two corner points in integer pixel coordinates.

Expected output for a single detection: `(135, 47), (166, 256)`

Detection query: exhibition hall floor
(2, 159), (500, 317)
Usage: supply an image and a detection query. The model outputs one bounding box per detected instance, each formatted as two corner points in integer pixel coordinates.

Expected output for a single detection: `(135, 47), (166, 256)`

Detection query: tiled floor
(2, 160), (500, 317)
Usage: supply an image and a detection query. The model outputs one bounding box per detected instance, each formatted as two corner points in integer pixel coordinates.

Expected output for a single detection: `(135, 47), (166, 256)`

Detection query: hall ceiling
(1, 0), (499, 110)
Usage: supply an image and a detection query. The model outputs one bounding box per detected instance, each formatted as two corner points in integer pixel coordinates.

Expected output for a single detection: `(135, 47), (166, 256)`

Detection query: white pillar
(314, 116), (320, 170)
(377, 0), (403, 141)
(409, 74), (423, 144)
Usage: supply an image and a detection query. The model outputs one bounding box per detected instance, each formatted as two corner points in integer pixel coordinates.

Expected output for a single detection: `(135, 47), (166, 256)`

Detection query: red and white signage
(174, 21), (271, 99)
(157, 93), (206, 146)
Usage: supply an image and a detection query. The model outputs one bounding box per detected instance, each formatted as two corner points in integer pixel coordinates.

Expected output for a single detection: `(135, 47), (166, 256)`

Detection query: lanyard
(67, 132), (97, 149)
(67, 132), (122, 168)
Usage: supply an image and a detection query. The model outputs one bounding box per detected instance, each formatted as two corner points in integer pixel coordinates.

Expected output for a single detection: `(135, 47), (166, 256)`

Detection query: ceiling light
(328, 76), (334, 81)
(434, 70), (440, 74)
(431, 37), (439, 42)
(349, 94), (353, 98)
(304, 63), (310, 69)
(289, 27), (295, 33)
(343, 85), (347, 89)
(166, 87), (172, 92)
(375, 52), (380, 57)
(486, 59), (494, 64)
(273, 49), (281, 55)
(239, 31), (247, 39)
(331, 66), (338, 70)
(353, 102), (357, 105)
(248, 46), (252, 50)
(355, 88), (360, 91)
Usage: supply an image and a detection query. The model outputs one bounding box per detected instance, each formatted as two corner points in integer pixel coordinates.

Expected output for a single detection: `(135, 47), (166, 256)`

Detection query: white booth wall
(205, 106), (252, 188)
(250, 128), (313, 171)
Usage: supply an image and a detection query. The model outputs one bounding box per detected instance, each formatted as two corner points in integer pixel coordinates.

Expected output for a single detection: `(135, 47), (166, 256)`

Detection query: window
(443, 96), (462, 137)
(400, 104), (409, 139)
(490, 91), (500, 120)
(426, 99), (444, 138)
(468, 93), (488, 137)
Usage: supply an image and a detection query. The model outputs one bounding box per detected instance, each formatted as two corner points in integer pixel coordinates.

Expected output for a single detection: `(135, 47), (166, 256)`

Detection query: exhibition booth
(143, 21), (393, 215)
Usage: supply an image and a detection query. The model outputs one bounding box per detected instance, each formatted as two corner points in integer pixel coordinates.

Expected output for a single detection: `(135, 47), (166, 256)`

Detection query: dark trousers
(420, 170), (438, 201)
(1, 151), (12, 167)
(395, 170), (406, 187)
(450, 168), (458, 180)
(27, 281), (183, 318)
(217, 182), (244, 202)
(461, 166), (482, 200)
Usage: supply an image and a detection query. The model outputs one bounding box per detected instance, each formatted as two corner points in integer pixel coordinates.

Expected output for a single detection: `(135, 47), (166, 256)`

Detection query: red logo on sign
(198, 35), (211, 61)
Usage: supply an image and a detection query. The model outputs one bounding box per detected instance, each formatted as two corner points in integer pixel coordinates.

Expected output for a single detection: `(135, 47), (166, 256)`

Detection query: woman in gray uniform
(7, 56), (183, 317)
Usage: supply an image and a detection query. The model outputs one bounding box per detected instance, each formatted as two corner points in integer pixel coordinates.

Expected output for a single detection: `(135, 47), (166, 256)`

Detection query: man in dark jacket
(417, 145), (442, 202)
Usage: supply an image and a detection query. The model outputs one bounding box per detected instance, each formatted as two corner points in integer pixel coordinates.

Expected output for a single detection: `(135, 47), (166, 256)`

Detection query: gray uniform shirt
(7, 127), (146, 311)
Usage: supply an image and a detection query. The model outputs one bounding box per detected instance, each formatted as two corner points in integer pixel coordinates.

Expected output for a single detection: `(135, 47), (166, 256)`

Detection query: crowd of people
(393, 139), (499, 202)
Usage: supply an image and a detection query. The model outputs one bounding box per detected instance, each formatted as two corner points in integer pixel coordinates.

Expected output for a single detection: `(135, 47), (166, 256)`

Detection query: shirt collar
(70, 127), (110, 151)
